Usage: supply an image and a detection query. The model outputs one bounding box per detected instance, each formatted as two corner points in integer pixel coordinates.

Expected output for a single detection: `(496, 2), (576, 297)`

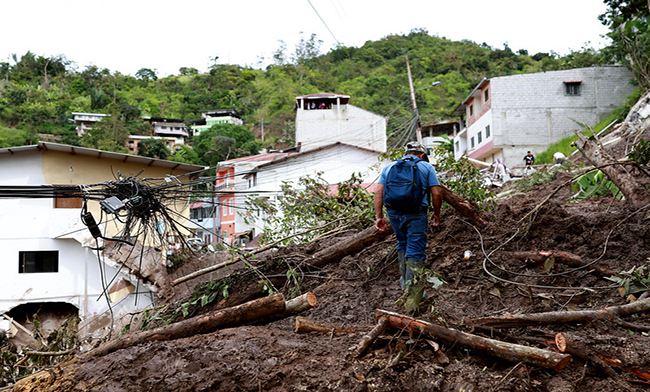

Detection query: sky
(1, 0), (611, 78)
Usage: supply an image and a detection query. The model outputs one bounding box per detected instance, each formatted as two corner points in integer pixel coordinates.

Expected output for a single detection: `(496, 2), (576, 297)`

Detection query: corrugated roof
(0, 142), (207, 174)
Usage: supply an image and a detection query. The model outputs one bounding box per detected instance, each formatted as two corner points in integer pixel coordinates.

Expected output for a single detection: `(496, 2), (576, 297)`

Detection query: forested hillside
(0, 28), (616, 166)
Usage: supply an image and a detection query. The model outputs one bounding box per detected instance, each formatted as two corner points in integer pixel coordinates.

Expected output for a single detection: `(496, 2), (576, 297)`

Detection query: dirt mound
(11, 131), (650, 391)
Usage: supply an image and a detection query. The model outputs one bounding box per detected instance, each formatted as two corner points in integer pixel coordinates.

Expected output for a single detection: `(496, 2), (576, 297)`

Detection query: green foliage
(571, 170), (623, 201)
(512, 167), (559, 193)
(137, 138), (171, 159)
(193, 123), (260, 166)
(0, 31), (627, 153)
(429, 147), (495, 210)
(627, 138), (650, 165)
(243, 172), (374, 245)
(605, 262), (650, 295)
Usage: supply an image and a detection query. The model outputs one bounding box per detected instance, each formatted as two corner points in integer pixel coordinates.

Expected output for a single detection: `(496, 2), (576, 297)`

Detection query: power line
(306, 0), (341, 47)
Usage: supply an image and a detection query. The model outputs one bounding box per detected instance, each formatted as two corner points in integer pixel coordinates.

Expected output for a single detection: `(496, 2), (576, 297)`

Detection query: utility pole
(406, 55), (422, 144)
(406, 56), (441, 145)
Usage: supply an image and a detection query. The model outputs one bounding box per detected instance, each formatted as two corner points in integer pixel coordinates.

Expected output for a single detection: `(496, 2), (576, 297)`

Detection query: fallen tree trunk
(498, 250), (616, 276)
(303, 226), (393, 269)
(253, 292), (318, 325)
(472, 296), (650, 328)
(90, 294), (286, 357)
(440, 185), (488, 229)
(376, 309), (571, 371)
(572, 129), (650, 207)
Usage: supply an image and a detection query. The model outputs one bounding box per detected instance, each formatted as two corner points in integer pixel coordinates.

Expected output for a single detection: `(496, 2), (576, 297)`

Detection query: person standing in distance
(374, 141), (443, 291)
(523, 151), (535, 171)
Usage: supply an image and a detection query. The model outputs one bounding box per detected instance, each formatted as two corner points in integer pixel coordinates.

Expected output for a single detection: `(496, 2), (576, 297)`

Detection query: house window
(222, 202), (228, 216)
(470, 137), (475, 148)
(19, 251), (59, 273)
(483, 89), (489, 102)
(564, 81), (581, 96)
(485, 125), (491, 138)
(469, 105), (474, 117)
(229, 199), (234, 215)
(478, 131), (483, 144)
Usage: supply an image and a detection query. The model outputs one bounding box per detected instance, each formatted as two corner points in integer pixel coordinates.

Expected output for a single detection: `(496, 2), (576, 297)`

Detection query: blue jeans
(387, 210), (428, 260)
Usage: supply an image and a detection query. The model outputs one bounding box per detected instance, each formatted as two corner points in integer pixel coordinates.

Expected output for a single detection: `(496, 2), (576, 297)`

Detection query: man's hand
(430, 214), (441, 227)
(375, 217), (387, 231)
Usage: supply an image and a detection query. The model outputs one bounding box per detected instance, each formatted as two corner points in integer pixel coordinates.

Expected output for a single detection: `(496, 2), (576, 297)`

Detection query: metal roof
(0, 142), (206, 173)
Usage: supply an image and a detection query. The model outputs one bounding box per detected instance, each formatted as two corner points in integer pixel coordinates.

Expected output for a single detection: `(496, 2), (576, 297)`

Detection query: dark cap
(405, 141), (427, 154)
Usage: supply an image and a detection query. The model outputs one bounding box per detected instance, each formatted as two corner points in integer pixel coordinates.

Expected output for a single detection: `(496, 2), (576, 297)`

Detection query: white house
(295, 93), (387, 153)
(240, 143), (385, 238)
(0, 142), (204, 341)
(451, 66), (636, 166)
(71, 112), (109, 137)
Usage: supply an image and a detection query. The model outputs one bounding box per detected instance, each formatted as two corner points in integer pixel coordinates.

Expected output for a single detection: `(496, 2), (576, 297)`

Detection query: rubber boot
(404, 258), (425, 314)
(397, 250), (406, 289)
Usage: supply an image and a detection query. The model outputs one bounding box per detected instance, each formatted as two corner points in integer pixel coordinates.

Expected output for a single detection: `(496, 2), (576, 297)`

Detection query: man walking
(374, 141), (442, 294)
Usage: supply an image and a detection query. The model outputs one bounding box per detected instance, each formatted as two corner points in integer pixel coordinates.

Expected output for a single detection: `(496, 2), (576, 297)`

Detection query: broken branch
(498, 250), (616, 276)
(472, 296), (650, 328)
(376, 309), (571, 370)
(352, 315), (389, 358)
(294, 316), (357, 334)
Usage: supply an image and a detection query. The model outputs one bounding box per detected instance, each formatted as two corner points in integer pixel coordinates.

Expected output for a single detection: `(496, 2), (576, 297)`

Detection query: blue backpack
(383, 157), (427, 212)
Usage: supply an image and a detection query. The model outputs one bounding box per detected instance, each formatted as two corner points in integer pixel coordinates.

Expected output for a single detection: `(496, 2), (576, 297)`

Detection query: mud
(10, 137), (650, 391)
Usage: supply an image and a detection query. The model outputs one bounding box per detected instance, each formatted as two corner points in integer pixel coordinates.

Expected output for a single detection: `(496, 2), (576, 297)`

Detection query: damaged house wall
(0, 143), (204, 340)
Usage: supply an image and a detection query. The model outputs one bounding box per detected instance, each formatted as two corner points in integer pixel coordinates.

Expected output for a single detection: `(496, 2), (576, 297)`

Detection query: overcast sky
(1, 0), (611, 78)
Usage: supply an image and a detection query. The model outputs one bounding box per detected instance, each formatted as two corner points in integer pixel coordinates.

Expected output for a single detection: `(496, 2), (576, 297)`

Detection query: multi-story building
(295, 93), (387, 153)
(71, 112), (109, 137)
(451, 66), (636, 166)
(0, 142), (204, 341)
(189, 109), (244, 138)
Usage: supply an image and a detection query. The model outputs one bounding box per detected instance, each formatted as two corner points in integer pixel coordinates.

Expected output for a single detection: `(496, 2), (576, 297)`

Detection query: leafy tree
(179, 67), (199, 76)
(137, 138), (171, 159)
(193, 123), (260, 166)
(168, 144), (201, 164)
(135, 68), (158, 81)
(600, 0), (650, 88)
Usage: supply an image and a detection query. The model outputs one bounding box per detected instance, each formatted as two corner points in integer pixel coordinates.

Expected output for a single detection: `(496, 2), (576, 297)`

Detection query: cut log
(498, 250), (615, 276)
(352, 315), (390, 358)
(555, 333), (622, 381)
(253, 292), (318, 325)
(472, 296), (650, 328)
(440, 185), (488, 229)
(572, 129), (650, 207)
(294, 316), (357, 334)
(90, 294), (286, 357)
(376, 309), (571, 371)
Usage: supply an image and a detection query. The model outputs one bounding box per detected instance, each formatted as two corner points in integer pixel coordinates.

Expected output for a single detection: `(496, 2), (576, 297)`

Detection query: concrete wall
(296, 104), (387, 153)
(463, 66), (635, 166)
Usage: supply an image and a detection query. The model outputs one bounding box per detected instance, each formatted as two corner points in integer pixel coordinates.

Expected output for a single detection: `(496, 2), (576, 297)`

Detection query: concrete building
(0, 142), (204, 341)
(189, 152), (292, 246)
(145, 117), (189, 146)
(241, 143), (385, 240)
(295, 93), (387, 153)
(189, 109), (244, 138)
(71, 112), (109, 137)
(451, 66), (636, 166)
